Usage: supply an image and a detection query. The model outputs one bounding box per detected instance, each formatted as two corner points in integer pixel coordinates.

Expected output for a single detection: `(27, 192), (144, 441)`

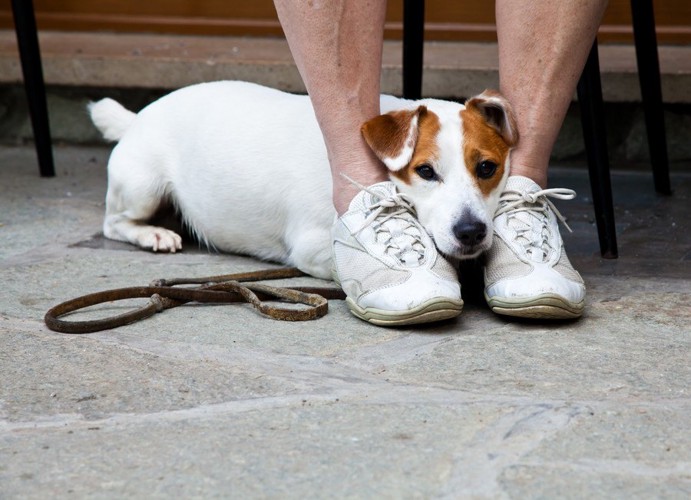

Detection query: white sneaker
(332, 181), (463, 326)
(484, 176), (586, 319)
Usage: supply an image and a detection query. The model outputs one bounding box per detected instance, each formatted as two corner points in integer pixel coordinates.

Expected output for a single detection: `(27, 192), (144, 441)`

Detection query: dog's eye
(415, 164), (438, 181)
(476, 160), (498, 179)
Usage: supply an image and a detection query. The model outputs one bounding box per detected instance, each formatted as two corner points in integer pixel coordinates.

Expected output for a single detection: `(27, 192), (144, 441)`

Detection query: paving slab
(1, 145), (689, 498)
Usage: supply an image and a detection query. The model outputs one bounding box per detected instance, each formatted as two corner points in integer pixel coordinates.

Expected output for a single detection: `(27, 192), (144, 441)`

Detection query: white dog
(90, 81), (517, 279)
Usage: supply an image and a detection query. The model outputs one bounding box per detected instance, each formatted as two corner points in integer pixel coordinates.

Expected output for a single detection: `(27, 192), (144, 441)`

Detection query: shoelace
(494, 187), (576, 262)
(342, 175), (427, 266)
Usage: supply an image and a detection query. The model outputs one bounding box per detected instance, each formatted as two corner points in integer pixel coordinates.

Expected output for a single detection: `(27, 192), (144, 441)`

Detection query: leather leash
(44, 268), (346, 334)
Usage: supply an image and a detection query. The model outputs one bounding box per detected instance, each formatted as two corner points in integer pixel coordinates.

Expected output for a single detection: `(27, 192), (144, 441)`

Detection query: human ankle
(332, 164), (388, 215)
(333, 184), (363, 215)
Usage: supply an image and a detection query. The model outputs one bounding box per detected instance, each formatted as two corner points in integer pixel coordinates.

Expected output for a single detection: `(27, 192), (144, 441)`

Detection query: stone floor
(1, 145), (689, 498)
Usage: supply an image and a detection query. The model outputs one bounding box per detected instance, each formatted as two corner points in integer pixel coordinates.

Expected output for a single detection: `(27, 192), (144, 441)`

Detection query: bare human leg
(273, 0), (389, 215)
(496, 0), (609, 188)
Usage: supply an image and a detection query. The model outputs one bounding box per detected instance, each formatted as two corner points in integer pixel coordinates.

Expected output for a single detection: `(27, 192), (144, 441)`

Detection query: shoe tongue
(347, 181), (396, 212)
(505, 175), (541, 193)
(504, 177), (549, 262)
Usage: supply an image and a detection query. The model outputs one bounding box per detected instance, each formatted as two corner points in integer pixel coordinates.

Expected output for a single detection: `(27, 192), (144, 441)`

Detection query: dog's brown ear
(361, 106), (427, 171)
(465, 90), (518, 147)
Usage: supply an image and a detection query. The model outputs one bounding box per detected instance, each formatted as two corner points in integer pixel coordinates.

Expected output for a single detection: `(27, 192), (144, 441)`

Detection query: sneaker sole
(485, 293), (584, 320)
(345, 297), (463, 326)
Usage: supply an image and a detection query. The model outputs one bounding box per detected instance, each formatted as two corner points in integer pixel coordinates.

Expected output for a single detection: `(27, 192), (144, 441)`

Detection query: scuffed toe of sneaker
(349, 263), (463, 326)
(484, 259), (585, 319)
(359, 266), (462, 312)
(485, 291), (585, 320)
(346, 295), (463, 326)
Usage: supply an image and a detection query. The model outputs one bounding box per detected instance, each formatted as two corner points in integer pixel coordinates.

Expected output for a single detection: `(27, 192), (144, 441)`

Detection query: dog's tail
(88, 98), (137, 142)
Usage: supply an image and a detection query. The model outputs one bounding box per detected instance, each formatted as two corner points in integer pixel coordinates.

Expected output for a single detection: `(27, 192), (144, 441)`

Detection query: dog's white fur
(90, 81), (516, 279)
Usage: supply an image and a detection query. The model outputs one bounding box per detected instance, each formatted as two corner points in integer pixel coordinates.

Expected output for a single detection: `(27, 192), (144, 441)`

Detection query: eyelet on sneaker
(484, 176), (586, 319)
(332, 181), (462, 326)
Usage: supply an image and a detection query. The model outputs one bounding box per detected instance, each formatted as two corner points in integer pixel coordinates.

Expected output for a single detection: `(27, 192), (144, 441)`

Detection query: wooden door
(1, 0), (689, 44)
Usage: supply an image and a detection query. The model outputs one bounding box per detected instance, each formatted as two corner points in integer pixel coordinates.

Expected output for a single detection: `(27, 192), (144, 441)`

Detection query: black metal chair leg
(402, 0), (425, 100)
(577, 41), (619, 259)
(11, 0), (55, 178)
(630, 0), (671, 195)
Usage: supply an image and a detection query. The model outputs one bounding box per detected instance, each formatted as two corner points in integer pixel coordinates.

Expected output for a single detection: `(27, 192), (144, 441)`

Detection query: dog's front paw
(138, 228), (183, 253)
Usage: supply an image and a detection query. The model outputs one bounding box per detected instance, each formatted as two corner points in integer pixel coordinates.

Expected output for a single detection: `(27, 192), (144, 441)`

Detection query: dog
(89, 81), (517, 280)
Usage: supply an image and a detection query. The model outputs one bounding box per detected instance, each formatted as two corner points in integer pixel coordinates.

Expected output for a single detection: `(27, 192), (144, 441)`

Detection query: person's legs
(273, 0), (388, 215)
(484, 0), (608, 319)
(273, 0), (463, 325)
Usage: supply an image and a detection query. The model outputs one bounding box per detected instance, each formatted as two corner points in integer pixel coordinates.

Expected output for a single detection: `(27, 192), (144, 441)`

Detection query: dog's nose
(453, 220), (487, 247)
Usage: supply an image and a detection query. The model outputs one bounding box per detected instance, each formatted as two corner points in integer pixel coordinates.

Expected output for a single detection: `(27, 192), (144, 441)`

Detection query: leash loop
(44, 268), (345, 334)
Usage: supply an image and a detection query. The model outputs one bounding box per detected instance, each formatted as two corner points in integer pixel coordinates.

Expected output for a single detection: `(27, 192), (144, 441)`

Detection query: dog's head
(361, 90), (518, 259)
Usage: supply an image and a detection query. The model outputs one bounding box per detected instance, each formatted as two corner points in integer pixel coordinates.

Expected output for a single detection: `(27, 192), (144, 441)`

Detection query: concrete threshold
(1, 30), (691, 102)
